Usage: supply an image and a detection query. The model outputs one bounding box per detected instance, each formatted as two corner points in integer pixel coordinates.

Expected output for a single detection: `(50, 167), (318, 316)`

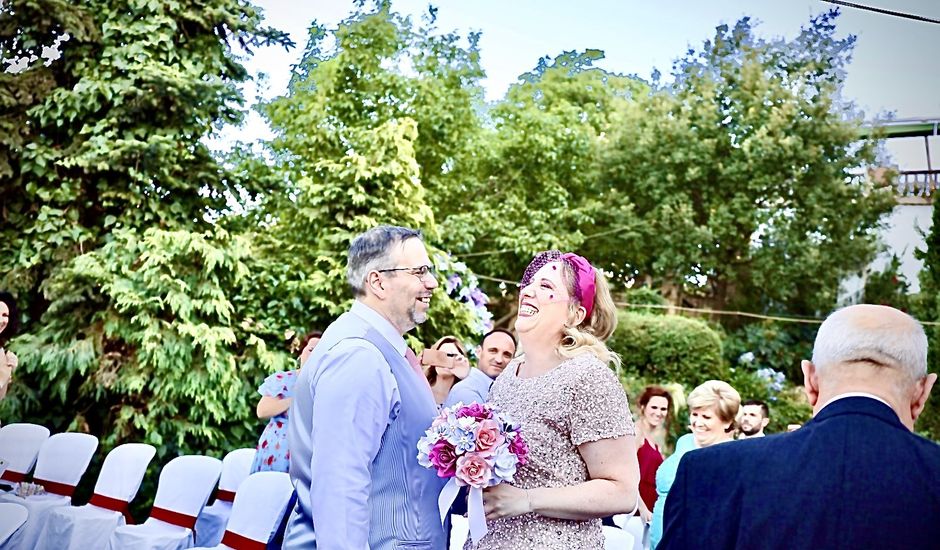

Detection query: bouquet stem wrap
(438, 479), (488, 543)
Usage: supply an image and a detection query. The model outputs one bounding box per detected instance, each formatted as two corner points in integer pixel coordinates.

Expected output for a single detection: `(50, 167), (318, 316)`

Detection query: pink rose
(455, 452), (492, 488)
(509, 434), (529, 466)
(457, 403), (491, 421)
(428, 440), (458, 478)
(473, 420), (505, 457)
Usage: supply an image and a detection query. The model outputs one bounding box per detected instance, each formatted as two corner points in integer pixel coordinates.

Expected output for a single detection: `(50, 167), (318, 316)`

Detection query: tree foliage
(0, 0), (292, 461)
(244, 3), (493, 348)
(601, 11), (894, 315)
(609, 312), (727, 385)
(438, 50), (649, 289)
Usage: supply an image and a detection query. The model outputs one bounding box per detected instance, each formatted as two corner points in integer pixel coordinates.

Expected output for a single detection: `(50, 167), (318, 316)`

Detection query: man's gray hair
(347, 225), (423, 297)
(812, 305), (928, 381)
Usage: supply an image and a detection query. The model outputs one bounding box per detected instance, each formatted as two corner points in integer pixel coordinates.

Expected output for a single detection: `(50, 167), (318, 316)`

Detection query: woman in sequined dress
(469, 251), (640, 550)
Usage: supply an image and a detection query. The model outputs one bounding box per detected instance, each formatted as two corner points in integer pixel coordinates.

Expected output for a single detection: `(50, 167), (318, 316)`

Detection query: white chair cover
(623, 516), (647, 550)
(0, 503), (28, 545)
(0, 423), (50, 491)
(603, 525), (635, 550)
(0, 432), (98, 550)
(193, 448), (255, 547)
(449, 514), (469, 550)
(612, 514), (647, 550)
(36, 443), (157, 550)
(108, 455), (222, 550)
(191, 471), (294, 550)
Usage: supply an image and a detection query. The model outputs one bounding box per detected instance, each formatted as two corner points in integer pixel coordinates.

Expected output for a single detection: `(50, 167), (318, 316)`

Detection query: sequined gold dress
(466, 352), (634, 549)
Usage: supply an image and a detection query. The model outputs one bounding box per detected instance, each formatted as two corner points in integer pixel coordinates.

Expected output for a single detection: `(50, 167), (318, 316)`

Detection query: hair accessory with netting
(519, 250), (596, 320)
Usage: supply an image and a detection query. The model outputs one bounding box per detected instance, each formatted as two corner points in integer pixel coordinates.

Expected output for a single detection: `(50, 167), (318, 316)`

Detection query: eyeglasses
(377, 265), (437, 280)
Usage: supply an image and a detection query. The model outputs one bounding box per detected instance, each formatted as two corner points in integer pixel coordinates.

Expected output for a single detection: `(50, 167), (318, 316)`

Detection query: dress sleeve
(569, 356), (635, 446)
(257, 371), (293, 399)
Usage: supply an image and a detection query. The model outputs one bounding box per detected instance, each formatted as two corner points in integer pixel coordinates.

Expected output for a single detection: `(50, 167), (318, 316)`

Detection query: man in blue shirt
(285, 225), (447, 550)
(444, 328), (516, 408)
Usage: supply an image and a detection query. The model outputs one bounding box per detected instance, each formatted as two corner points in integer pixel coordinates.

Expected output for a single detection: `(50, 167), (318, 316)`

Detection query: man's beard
(409, 303), (428, 326)
(740, 424), (761, 436)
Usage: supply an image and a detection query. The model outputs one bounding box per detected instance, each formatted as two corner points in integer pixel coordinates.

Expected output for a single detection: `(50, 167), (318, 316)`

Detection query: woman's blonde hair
(557, 264), (620, 367)
(687, 380), (741, 432)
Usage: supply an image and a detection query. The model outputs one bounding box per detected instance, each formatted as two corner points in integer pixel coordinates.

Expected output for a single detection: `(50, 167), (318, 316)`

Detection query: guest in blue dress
(649, 380), (740, 548)
(250, 330), (321, 473)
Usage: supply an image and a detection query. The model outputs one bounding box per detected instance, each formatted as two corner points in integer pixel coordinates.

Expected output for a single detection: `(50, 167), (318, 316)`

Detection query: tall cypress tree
(0, 0), (293, 460)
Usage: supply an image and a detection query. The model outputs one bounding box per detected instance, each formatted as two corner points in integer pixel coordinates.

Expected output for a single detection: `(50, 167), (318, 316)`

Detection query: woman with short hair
(650, 380), (741, 548)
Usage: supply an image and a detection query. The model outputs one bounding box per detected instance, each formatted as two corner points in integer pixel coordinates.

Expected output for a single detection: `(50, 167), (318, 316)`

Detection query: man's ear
(760, 417), (770, 430)
(911, 372), (938, 423)
(802, 360), (820, 407)
(366, 271), (386, 299)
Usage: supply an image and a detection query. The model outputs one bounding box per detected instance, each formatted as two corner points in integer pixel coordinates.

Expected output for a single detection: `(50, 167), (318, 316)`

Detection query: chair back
(221, 472), (294, 545)
(217, 448), (255, 495)
(602, 525), (635, 550)
(32, 432), (98, 496)
(151, 455), (222, 518)
(622, 515), (646, 550)
(0, 502), (29, 544)
(0, 423), (50, 482)
(93, 443), (157, 501)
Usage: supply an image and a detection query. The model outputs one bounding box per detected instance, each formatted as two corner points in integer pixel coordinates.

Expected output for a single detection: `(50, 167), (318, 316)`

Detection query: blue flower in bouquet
(492, 444), (518, 482)
(445, 426), (477, 454)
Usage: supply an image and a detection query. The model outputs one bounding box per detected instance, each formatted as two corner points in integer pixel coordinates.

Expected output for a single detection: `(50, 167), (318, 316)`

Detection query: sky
(223, 0), (940, 171)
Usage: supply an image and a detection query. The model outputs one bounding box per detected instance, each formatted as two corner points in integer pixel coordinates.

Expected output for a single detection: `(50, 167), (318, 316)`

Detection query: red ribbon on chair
(149, 506), (198, 530)
(0, 470), (26, 483)
(220, 529), (266, 550)
(89, 493), (135, 524)
(215, 488), (236, 502)
(32, 477), (76, 497)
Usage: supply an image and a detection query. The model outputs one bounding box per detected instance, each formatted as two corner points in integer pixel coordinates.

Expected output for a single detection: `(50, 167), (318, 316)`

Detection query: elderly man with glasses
(284, 225), (447, 550)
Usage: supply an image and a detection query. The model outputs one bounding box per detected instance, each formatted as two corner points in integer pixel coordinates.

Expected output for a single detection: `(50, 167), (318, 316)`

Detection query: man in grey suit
(284, 225), (447, 550)
(444, 328), (516, 408)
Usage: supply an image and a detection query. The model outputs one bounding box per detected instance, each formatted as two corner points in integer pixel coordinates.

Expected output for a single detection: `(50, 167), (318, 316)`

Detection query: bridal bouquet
(417, 402), (529, 543)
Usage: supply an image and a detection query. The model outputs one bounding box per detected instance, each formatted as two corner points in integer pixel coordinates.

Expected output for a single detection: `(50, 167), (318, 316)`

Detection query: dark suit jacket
(659, 396), (940, 550)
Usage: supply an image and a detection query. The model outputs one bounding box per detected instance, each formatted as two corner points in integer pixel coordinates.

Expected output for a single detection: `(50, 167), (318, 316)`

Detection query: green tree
(253, 3), (491, 346)
(914, 158), (940, 440)
(0, 0), (292, 464)
(602, 11), (894, 316)
(438, 50), (649, 291)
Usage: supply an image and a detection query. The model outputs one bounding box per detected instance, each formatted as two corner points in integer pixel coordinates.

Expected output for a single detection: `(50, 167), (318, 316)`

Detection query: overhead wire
(819, 0), (940, 25)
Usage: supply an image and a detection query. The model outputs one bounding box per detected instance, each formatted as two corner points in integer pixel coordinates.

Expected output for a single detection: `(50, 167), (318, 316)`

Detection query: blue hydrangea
(756, 367), (786, 396)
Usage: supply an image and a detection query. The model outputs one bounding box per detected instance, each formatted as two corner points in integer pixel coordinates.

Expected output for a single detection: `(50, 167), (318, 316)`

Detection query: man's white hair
(812, 305), (928, 381)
